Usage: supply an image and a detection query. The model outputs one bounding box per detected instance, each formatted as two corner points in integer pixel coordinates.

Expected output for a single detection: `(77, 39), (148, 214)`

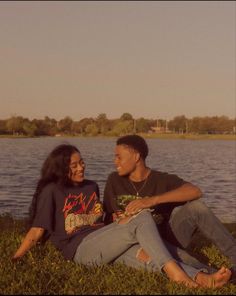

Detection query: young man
(103, 134), (236, 282)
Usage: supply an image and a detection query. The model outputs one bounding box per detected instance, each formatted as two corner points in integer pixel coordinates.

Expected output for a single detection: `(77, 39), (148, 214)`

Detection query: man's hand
(112, 211), (125, 222)
(125, 197), (154, 215)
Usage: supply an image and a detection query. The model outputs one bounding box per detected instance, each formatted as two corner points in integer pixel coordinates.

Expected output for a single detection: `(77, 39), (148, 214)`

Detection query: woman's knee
(131, 210), (156, 228)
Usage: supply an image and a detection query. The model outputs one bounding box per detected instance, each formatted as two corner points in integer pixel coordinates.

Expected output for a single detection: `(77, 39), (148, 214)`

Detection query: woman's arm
(12, 227), (45, 261)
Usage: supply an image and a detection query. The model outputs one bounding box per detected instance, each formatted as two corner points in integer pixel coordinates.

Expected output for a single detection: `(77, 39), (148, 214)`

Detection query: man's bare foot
(195, 266), (232, 288)
(163, 260), (199, 288)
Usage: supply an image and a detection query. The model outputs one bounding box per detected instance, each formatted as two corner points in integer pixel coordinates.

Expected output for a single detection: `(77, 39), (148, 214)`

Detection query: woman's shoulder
(82, 179), (99, 188)
(40, 182), (60, 195)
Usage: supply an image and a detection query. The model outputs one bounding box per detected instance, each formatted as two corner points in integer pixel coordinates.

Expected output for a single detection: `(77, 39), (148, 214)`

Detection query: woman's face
(68, 152), (85, 183)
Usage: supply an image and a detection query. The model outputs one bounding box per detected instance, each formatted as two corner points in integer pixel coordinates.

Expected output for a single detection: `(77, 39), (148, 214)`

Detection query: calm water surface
(0, 137), (235, 223)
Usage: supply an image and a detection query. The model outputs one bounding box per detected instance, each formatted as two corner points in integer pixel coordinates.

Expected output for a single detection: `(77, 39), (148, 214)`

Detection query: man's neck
(129, 165), (150, 182)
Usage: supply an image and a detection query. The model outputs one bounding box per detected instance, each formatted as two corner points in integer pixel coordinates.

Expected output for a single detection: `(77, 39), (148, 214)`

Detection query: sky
(0, 1), (235, 121)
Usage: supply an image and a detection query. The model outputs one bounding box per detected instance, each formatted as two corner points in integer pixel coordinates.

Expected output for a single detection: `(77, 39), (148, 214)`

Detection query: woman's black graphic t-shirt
(32, 180), (103, 260)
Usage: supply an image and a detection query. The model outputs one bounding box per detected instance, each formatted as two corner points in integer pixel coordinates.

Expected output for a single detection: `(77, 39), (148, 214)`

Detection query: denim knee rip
(136, 247), (151, 264)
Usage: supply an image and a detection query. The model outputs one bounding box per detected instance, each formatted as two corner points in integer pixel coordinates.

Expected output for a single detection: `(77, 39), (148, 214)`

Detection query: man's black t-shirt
(103, 170), (187, 225)
(103, 170), (188, 246)
(32, 180), (103, 260)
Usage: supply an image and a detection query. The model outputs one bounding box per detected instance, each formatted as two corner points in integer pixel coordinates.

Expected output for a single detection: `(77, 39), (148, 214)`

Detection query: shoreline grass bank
(1, 215), (235, 295)
(1, 133), (236, 140)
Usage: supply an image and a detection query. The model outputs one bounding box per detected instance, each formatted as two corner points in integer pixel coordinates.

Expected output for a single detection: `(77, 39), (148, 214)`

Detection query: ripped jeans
(73, 210), (209, 279)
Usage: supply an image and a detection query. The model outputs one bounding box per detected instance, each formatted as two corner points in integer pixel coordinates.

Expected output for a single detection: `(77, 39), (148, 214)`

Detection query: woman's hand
(12, 227), (45, 261)
(11, 256), (20, 262)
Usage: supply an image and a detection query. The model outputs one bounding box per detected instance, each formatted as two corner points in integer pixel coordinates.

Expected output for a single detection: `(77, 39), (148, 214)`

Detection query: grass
(0, 214), (236, 295)
(140, 133), (236, 141)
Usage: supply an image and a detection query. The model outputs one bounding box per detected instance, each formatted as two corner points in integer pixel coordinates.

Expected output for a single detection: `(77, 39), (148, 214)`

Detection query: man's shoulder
(151, 170), (169, 177)
(151, 169), (185, 185)
(106, 172), (125, 186)
(151, 170), (180, 180)
(107, 171), (120, 179)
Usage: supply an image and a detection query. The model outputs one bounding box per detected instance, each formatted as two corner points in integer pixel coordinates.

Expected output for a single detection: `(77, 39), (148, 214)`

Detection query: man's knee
(186, 199), (209, 215)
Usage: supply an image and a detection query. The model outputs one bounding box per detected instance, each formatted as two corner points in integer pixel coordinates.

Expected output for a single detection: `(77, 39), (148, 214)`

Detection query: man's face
(114, 144), (138, 176)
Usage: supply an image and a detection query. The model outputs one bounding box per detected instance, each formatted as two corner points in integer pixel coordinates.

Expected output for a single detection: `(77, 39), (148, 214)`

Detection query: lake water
(0, 137), (235, 223)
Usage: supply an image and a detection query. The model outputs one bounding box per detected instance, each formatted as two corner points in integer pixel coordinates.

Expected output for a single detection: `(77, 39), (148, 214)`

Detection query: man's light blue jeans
(74, 210), (208, 280)
(168, 199), (236, 269)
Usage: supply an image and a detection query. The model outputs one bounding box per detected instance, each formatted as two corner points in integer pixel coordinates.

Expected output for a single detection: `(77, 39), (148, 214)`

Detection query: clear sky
(0, 1), (235, 120)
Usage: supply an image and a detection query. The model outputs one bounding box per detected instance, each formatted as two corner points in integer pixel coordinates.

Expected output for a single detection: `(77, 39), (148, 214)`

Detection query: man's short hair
(116, 135), (149, 160)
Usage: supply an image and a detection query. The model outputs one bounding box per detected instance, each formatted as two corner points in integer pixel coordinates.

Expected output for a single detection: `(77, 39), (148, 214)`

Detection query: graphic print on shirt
(117, 194), (163, 224)
(63, 191), (103, 234)
(117, 194), (141, 211)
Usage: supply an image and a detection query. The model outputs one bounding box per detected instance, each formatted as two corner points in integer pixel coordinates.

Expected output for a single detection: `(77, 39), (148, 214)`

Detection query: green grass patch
(140, 133), (236, 141)
(1, 214), (235, 295)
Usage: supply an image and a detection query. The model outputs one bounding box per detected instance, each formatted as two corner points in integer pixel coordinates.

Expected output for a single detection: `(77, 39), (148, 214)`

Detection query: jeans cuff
(193, 268), (209, 281)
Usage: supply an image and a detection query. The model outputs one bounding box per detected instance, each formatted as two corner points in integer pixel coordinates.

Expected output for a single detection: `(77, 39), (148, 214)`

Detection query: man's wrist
(148, 195), (159, 207)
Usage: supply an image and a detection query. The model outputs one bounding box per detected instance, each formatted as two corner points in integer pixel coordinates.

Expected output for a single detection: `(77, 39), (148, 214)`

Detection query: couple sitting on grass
(13, 135), (236, 289)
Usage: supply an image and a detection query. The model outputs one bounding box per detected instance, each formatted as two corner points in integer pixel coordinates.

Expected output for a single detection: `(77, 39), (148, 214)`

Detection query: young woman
(13, 144), (231, 289)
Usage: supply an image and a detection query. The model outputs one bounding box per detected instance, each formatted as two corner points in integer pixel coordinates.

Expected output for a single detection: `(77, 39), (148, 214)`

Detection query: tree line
(0, 113), (235, 137)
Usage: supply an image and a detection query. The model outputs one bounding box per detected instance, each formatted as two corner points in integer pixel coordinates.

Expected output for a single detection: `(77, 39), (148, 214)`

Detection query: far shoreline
(0, 133), (236, 140)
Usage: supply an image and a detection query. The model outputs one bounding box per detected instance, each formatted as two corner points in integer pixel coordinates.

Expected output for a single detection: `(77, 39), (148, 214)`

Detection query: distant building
(149, 119), (171, 133)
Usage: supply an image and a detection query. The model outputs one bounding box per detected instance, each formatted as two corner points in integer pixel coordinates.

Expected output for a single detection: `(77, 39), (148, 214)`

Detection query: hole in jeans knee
(136, 248), (151, 264)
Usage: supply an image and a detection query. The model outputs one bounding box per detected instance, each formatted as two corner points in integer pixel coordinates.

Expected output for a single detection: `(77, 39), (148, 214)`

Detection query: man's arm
(125, 183), (202, 215)
(12, 227), (45, 261)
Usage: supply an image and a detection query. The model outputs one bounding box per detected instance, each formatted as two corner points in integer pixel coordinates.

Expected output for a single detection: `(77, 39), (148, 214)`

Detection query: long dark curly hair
(28, 144), (80, 227)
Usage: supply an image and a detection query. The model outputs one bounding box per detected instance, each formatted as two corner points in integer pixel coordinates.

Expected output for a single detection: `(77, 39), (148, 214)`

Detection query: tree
(85, 123), (99, 136)
(96, 113), (110, 134)
(168, 115), (188, 133)
(136, 118), (151, 133)
(96, 113), (107, 121)
(120, 113), (133, 121)
(0, 120), (7, 134)
(71, 121), (82, 135)
(189, 117), (201, 133)
(44, 116), (58, 136)
(23, 121), (37, 137)
(6, 116), (25, 135)
(58, 116), (73, 134)
(78, 118), (94, 134)
(110, 120), (134, 136)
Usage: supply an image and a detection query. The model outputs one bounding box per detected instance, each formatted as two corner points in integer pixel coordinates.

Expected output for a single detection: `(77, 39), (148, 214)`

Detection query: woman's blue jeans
(74, 210), (208, 279)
